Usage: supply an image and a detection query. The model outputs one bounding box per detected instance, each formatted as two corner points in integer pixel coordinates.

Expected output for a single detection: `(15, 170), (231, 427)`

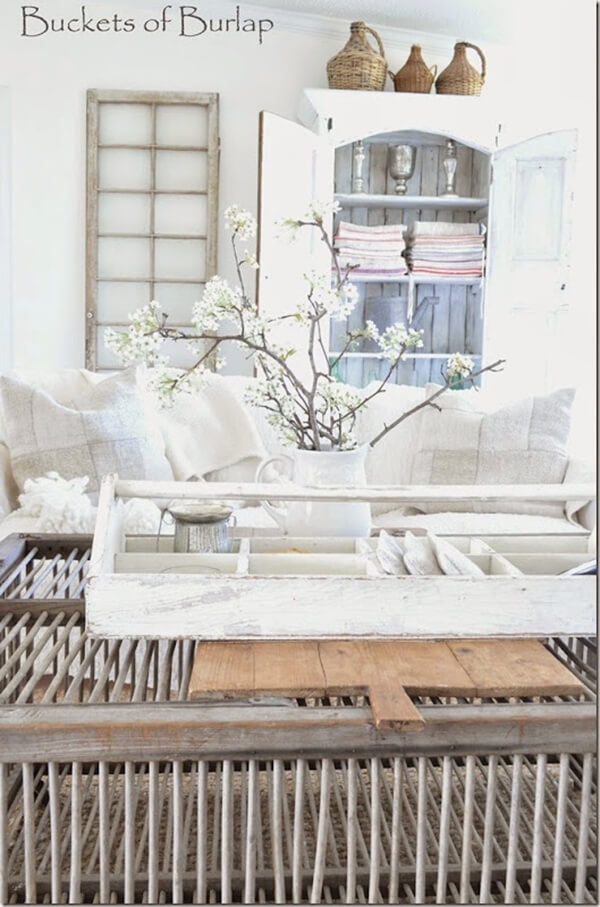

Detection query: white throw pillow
(356, 383), (427, 515)
(0, 368), (173, 499)
(409, 385), (575, 517)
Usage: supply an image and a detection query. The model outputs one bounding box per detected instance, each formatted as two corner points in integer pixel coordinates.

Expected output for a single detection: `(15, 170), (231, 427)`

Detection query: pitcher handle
(255, 455), (294, 532)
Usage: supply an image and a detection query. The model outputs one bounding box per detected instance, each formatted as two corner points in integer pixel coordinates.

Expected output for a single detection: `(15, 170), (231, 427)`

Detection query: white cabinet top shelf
(335, 193), (488, 211)
(297, 89), (499, 152)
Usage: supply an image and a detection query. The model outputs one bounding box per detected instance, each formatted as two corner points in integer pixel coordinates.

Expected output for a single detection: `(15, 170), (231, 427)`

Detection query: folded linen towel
(336, 221), (407, 246)
(409, 221), (486, 237)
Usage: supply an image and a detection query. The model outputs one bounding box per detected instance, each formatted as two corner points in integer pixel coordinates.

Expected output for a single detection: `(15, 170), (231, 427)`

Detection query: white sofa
(0, 368), (594, 540)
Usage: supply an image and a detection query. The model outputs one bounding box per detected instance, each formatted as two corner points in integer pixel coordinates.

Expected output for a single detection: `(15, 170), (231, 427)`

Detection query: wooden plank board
(188, 640), (583, 731)
(86, 573), (595, 640)
(194, 641), (255, 695)
(447, 639), (584, 697)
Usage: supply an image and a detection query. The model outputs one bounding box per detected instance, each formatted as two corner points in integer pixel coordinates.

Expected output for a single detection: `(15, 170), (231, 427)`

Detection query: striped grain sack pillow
(410, 385), (575, 518)
(0, 367), (174, 500)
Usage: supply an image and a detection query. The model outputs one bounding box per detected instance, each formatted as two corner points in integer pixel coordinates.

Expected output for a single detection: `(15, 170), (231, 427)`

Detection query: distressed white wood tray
(85, 476), (596, 640)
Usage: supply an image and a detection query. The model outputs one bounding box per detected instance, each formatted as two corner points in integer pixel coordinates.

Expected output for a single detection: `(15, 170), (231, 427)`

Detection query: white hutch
(257, 90), (576, 392)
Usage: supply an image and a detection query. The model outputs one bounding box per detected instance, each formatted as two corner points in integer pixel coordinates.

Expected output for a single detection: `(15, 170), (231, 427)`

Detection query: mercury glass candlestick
(441, 139), (458, 197)
(352, 139), (366, 193)
(388, 144), (416, 195)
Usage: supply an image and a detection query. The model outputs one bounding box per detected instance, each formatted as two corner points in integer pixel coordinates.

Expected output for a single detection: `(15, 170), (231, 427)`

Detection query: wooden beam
(0, 702), (594, 762)
(115, 479), (596, 504)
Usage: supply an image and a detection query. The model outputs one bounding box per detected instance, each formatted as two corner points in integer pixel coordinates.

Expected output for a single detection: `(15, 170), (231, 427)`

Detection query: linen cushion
(0, 368), (174, 497)
(356, 383), (427, 516)
(409, 385), (575, 517)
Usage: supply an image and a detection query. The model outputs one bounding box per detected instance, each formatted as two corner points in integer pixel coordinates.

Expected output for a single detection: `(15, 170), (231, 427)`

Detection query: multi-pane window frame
(85, 89), (219, 371)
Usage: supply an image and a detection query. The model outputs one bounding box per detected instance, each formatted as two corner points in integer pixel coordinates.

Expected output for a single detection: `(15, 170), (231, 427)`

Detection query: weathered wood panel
(0, 702), (594, 763)
(86, 573), (595, 640)
(188, 639), (582, 730)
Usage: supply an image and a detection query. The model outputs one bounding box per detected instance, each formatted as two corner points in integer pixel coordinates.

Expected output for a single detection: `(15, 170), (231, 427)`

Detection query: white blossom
(192, 277), (241, 332)
(377, 324), (424, 361)
(104, 301), (164, 365)
(363, 320), (380, 342)
(446, 352), (474, 380)
(330, 282), (359, 320)
(224, 204), (257, 240)
(241, 250), (259, 269)
(146, 362), (205, 409)
(305, 199), (341, 223)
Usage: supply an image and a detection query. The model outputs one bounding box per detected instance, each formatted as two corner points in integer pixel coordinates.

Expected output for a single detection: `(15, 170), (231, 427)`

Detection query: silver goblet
(388, 144), (416, 195)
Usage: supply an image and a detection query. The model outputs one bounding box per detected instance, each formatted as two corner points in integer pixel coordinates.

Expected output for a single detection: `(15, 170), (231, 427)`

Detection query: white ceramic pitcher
(255, 445), (372, 537)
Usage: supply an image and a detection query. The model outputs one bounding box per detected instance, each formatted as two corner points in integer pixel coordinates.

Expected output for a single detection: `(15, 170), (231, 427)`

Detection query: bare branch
(368, 359), (506, 448)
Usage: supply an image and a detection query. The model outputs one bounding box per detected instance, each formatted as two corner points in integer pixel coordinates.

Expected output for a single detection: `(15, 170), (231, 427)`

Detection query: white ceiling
(237, 0), (562, 44)
(87, 0), (576, 45)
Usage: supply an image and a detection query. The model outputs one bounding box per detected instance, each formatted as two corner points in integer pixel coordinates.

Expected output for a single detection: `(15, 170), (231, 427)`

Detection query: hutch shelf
(335, 193), (488, 212)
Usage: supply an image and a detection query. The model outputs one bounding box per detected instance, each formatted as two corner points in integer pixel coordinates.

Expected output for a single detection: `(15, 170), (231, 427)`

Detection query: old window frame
(85, 89), (219, 370)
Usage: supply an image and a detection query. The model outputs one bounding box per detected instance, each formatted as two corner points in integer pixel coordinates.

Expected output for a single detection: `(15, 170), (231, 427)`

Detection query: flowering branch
(106, 201), (501, 452)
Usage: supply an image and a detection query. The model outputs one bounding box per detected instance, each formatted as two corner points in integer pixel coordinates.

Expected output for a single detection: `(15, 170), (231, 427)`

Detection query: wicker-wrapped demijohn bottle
(326, 21), (387, 91)
(435, 41), (486, 95)
(389, 44), (437, 93)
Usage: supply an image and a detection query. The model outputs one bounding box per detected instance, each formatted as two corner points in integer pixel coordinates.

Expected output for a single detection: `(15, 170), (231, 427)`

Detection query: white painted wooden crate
(85, 476), (596, 640)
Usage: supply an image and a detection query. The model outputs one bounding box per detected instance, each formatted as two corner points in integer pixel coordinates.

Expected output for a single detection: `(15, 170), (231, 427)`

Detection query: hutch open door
(484, 129), (577, 395)
(257, 111), (333, 382)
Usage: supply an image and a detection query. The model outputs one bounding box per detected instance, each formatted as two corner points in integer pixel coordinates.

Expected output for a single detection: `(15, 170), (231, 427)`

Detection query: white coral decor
(19, 473), (96, 533)
(18, 472), (163, 535)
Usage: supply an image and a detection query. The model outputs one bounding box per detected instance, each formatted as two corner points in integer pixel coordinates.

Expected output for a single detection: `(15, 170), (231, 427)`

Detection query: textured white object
(402, 531), (443, 575)
(373, 509), (586, 536)
(376, 530), (407, 575)
(18, 473), (96, 533)
(428, 532), (486, 577)
(153, 372), (267, 480)
(122, 498), (163, 536)
(16, 471), (163, 536)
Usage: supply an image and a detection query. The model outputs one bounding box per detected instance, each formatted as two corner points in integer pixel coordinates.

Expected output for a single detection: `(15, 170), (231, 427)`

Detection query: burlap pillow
(410, 385), (575, 517)
(0, 368), (173, 499)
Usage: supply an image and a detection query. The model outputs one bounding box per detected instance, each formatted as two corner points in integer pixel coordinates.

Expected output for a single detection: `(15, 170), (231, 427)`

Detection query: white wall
(0, 0), (595, 411)
(0, 86), (11, 371)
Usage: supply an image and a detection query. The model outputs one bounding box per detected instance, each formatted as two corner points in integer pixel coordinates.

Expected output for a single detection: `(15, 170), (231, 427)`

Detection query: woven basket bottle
(389, 45), (437, 93)
(435, 41), (486, 96)
(327, 21), (387, 91)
